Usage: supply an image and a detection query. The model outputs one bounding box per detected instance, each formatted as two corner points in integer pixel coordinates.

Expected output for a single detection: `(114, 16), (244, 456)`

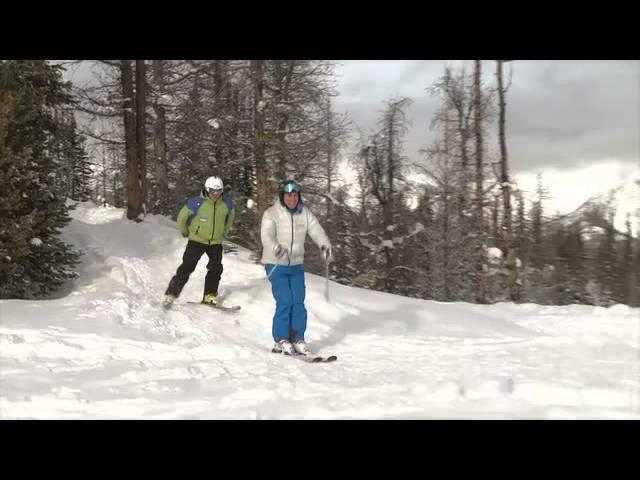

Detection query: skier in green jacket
(164, 176), (236, 307)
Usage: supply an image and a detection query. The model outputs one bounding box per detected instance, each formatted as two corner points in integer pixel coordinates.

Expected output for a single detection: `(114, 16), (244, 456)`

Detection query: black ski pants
(165, 241), (223, 298)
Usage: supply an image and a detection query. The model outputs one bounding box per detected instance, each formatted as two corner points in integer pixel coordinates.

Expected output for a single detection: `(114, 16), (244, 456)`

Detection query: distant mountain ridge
(549, 177), (640, 239)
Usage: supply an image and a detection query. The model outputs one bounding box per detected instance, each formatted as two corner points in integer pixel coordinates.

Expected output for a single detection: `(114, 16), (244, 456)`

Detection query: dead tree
(496, 60), (518, 301)
(121, 60), (143, 221)
(474, 60), (487, 303)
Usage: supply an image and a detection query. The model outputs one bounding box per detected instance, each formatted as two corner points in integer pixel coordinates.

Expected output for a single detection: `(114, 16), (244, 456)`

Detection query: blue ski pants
(265, 264), (307, 343)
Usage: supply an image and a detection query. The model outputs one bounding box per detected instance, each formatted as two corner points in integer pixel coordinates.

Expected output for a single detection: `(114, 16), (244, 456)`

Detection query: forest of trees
(1, 59), (638, 306)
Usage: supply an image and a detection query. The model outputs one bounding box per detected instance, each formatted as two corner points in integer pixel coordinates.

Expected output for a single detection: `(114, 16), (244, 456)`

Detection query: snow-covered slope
(1, 202), (639, 419)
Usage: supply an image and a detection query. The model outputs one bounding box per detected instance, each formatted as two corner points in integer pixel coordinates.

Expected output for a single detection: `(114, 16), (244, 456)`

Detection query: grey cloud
(334, 60), (639, 174)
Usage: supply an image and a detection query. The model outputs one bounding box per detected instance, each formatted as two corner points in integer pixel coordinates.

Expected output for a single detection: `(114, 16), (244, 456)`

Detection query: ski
(271, 349), (337, 363)
(186, 301), (241, 312)
(162, 301), (241, 312)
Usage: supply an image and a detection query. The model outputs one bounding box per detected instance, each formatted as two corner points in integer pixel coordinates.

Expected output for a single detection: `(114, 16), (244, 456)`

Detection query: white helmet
(205, 176), (223, 191)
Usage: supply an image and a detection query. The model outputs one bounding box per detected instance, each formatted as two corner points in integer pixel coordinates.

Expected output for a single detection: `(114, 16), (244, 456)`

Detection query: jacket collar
(278, 198), (304, 214)
(200, 190), (222, 204)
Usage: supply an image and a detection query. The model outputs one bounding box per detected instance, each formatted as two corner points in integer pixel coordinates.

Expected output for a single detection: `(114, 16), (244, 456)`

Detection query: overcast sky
(333, 60), (638, 171)
(332, 60), (639, 215)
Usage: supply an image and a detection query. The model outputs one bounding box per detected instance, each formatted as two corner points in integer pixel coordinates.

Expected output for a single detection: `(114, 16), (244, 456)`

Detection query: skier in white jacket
(260, 179), (332, 355)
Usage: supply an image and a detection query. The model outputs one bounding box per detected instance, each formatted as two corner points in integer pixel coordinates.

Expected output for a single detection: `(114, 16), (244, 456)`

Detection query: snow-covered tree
(0, 60), (80, 299)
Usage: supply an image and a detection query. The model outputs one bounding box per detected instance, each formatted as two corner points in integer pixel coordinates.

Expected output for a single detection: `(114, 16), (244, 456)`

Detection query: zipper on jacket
(210, 200), (217, 246)
(289, 211), (294, 266)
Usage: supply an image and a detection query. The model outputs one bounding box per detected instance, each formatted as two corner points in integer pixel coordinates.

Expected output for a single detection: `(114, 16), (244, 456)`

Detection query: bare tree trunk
(101, 142), (107, 207)
(457, 111), (469, 222)
(359, 148), (369, 222)
(420, 191), (434, 299)
(444, 68), (472, 222)
(443, 188), (451, 300)
(240, 91), (254, 198)
(121, 60), (143, 221)
(443, 111), (452, 301)
(515, 190), (529, 296)
(152, 60), (169, 213)
(253, 60), (270, 245)
(497, 60), (518, 301)
(212, 60), (225, 168)
(274, 60), (295, 181)
(492, 194), (499, 244)
(113, 172), (118, 207)
(474, 60), (487, 304)
(112, 143), (121, 208)
(326, 98), (333, 219)
(383, 104), (397, 292)
(135, 60), (147, 216)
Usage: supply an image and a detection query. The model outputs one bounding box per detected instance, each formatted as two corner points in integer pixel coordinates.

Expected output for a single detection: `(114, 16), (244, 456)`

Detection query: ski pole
(323, 252), (331, 302)
(266, 263), (279, 281)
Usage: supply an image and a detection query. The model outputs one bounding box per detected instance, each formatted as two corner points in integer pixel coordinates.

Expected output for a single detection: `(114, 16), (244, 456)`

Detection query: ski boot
(163, 294), (176, 309)
(202, 293), (217, 305)
(272, 339), (295, 355)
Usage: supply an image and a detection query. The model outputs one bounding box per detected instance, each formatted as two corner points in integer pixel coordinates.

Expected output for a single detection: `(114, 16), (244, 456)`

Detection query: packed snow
(1, 201), (639, 419)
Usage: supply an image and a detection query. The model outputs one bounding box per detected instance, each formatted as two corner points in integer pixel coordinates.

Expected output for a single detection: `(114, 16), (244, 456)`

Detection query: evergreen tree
(68, 128), (93, 202)
(596, 210), (620, 304)
(621, 214), (634, 305)
(55, 112), (92, 202)
(0, 60), (80, 299)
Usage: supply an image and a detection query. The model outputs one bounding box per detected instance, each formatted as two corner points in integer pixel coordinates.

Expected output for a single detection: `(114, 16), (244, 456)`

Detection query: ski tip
(222, 305), (241, 312)
(270, 349), (337, 362)
(190, 301), (241, 311)
(310, 355), (337, 363)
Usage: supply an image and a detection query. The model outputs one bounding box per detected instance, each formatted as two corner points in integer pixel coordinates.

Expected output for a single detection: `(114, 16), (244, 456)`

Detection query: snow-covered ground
(1, 202), (639, 419)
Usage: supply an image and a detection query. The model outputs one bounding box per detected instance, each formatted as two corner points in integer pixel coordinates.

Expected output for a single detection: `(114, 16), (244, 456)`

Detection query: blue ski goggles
(280, 180), (301, 193)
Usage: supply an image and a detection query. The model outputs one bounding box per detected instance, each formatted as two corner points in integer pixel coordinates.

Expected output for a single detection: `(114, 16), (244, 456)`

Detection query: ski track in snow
(1, 202), (639, 419)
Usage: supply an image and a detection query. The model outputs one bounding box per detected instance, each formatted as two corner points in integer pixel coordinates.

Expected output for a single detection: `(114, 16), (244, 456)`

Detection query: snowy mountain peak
(553, 175), (640, 236)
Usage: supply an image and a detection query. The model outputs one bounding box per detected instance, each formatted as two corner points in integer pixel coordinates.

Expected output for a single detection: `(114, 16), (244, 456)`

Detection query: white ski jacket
(260, 200), (331, 266)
